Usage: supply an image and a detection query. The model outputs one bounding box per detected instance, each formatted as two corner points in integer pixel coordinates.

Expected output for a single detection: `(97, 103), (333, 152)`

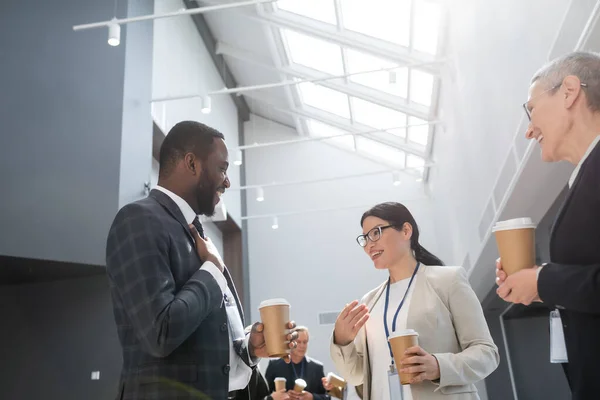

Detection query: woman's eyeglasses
(356, 225), (395, 247)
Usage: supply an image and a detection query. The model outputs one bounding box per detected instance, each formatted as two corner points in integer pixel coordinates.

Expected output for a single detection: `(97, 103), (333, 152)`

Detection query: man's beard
(195, 172), (218, 216)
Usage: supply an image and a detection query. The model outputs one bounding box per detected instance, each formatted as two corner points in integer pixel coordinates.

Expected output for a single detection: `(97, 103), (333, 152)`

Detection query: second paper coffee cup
(274, 377), (286, 391)
(258, 298), (291, 358)
(294, 379), (307, 393)
(326, 372), (346, 388)
(388, 329), (419, 385)
(492, 217), (536, 275)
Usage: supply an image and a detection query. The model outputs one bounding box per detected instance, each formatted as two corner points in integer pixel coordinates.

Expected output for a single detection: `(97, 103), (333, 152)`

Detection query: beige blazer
(330, 265), (499, 400)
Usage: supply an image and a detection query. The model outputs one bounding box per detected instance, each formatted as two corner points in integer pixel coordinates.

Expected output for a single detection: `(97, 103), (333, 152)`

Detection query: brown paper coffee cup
(326, 372), (346, 388)
(294, 378), (307, 393)
(492, 218), (536, 276)
(388, 329), (419, 385)
(274, 377), (286, 392)
(258, 298), (291, 358)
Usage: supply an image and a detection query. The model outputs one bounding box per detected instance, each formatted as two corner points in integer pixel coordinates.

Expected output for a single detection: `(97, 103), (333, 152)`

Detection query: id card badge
(387, 365), (404, 400)
(550, 309), (568, 363)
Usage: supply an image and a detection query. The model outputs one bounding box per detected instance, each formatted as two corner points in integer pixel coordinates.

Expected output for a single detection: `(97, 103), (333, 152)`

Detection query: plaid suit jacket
(106, 189), (251, 400)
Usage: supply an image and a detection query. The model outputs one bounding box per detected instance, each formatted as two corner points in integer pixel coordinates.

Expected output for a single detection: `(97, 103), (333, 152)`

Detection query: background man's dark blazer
(264, 357), (330, 400)
(106, 189), (255, 400)
(538, 142), (600, 399)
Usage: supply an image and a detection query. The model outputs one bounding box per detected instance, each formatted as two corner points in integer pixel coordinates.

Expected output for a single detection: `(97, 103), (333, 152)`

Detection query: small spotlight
(256, 187), (265, 202)
(233, 150), (243, 166)
(271, 216), (279, 230)
(201, 95), (212, 114)
(108, 19), (120, 47)
(392, 171), (401, 186)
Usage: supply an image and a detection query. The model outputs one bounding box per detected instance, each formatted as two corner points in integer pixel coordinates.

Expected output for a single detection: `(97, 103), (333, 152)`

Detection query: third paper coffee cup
(258, 298), (291, 358)
(492, 218), (536, 276)
(294, 379), (307, 393)
(274, 377), (286, 391)
(327, 372), (346, 388)
(388, 329), (419, 385)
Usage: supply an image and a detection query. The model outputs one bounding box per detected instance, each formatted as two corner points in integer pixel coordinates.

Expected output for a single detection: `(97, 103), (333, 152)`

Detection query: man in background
(265, 326), (329, 400)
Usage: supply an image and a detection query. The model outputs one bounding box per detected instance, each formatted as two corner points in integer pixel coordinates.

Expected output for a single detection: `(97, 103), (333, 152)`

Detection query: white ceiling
(200, 0), (447, 181)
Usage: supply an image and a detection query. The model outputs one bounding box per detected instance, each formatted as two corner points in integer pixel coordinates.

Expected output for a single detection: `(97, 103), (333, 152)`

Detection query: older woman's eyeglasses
(356, 225), (395, 247)
(523, 82), (587, 121)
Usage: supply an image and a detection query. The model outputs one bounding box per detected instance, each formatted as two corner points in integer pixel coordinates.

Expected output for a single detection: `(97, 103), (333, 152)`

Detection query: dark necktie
(192, 216), (205, 239)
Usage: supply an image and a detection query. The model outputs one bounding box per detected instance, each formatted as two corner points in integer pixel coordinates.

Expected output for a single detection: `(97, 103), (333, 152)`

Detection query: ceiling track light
(271, 216), (279, 230)
(201, 95), (212, 114)
(392, 171), (402, 186)
(107, 18), (120, 46)
(256, 187), (265, 202)
(233, 149), (243, 166)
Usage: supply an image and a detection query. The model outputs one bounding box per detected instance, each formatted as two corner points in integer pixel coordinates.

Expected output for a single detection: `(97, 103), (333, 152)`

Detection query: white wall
(244, 115), (438, 375)
(152, 0), (243, 226)
(428, 0), (571, 267)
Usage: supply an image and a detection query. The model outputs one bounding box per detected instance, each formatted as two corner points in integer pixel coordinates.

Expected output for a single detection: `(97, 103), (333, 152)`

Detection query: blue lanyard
(291, 358), (305, 380)
(383, 263), (420, 363)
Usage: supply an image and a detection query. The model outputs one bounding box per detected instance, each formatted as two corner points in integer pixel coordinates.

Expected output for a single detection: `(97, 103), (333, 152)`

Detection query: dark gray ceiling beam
(183, 0), (251, 121)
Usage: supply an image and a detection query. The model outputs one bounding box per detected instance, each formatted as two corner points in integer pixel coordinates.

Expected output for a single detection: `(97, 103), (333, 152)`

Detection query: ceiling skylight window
(406, 153), (426, 176)
(351, 97), (407, 133)
(282, 29), (344, 75)
(276, 0), (337, 25)
(413, 0), (442, 54)
(410, 69), (435, 106)
(341, 0), (411, 47)
(355, 137), (406, 169)
(346, 49), (408, 98)
(306, 119), (355, 151)
(407, 116), (429, 146)
(298, 82), (350, 119)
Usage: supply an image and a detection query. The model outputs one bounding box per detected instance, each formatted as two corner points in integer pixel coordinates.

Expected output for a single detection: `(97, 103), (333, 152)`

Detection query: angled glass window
(341, 0), (411, 46)
(276, 0), (338, 25)
(306, 119), (355, 151)
(298, 82), (350, 119)
(407, 116), (429, 146)
(346, 49), (408, 98)
(282, 29), (344, 75)
(351, 97), (407, 134)
(413, 0), (442, 55)
(355, 137), (406, 168)
(410, 69), (435, 106)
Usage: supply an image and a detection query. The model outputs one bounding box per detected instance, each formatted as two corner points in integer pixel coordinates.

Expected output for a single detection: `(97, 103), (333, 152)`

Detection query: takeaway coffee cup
(492, 218), (536, 276)
(388, 329), (419, 385)
(274, 377), (286, 392)
(326, 372), (346, 388)
(294, 379), (307, 393)
(258, 298), (291, 358)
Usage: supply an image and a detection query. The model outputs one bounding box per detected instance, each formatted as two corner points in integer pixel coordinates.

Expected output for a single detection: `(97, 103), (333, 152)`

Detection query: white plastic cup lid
(258, 298), (290, 309)
(492, 217), (536, 232)
(275, 377), (286, 382)
(388, 329), (419, 340)
(295, 379), (307, 387)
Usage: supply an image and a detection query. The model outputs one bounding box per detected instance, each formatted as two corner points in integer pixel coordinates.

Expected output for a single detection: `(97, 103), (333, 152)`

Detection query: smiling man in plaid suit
(106, 121), (297, 400)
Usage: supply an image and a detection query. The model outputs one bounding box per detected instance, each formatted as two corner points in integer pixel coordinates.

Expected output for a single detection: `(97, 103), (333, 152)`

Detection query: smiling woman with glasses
(330, 202), (499, 400)
(496, 51), (600, 400)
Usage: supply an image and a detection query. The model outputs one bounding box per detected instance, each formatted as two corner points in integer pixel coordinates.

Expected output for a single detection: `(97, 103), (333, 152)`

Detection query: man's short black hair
(158, 120), (225, 178)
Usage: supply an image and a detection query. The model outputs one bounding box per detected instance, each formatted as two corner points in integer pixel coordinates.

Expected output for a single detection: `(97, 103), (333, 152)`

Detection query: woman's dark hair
(360, 202), (444, 266)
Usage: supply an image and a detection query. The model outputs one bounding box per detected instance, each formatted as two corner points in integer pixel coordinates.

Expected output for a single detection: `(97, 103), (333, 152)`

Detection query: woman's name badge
(388, 364), (404, 400)
(550, 309), (568, 363)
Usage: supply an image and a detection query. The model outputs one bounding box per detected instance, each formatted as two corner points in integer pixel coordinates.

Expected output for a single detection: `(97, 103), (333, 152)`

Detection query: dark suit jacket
(538, 142), (600, 399)
(264, 357), (330, 400)
(106, 189), (253, 400)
